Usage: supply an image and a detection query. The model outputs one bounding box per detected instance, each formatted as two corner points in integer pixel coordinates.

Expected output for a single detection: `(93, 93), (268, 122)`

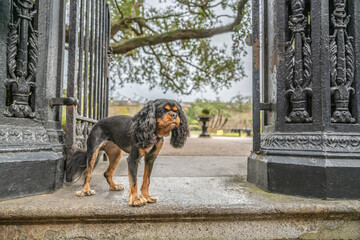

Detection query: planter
(198, 115), (211, 137)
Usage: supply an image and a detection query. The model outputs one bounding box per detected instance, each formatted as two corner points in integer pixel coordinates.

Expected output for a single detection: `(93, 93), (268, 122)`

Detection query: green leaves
(108, 0), (250, 95)
(185, 96), (251, 127)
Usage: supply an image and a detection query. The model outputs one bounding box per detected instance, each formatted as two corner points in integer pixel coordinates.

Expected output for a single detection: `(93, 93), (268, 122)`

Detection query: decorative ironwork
(330, 0), (355, 123)
(4, 0), (38, 118)
(249, 0), (360, 200)
(261, 133), (360, 152)
(0, 128), (48, 144)
(285, 0), (312, 123)
(75, 120), (95, 149)
(75, 120), (85, 148)
(66, 0), (110, 162)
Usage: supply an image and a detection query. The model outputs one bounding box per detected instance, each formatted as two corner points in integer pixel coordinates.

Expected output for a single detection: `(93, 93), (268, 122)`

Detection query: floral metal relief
(75, 120), (95, 149)
(285, 0), (312, 123)
(5, 0), (38, 118)
(330, 0), (355, 123)
(261, 133), (360, 152)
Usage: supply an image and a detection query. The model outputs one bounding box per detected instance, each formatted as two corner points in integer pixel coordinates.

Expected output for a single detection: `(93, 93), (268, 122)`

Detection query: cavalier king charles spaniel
(66, 99), (189, 207)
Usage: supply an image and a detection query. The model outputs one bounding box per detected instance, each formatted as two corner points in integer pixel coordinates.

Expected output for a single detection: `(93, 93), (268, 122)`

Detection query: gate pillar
(0, 0), (66, 200)
(248, 0), (360, 198)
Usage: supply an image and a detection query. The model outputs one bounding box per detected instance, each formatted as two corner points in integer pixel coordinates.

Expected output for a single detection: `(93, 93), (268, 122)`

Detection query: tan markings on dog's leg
(141, 140), (163, 203)
(128, 172), (146, 207)
(140, 164), (158, 203)
(153, 139), (163, 155)
(104, 142), (124, 191)
(141, 164), (150, 196)
(76, 142), (106, 197)
(138, 148), (146, 156)
(138, 148), (145, 157)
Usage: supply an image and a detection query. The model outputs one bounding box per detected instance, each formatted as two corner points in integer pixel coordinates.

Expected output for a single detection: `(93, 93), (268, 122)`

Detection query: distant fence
(224, 128), (252, 136)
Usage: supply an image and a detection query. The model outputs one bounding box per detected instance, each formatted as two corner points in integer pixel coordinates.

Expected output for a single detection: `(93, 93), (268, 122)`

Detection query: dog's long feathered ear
(129, 100), (157, 148)
(170, 104), (190, 148)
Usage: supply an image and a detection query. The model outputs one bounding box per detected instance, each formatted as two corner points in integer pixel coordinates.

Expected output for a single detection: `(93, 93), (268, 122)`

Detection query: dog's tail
(65, 149), (88, 183)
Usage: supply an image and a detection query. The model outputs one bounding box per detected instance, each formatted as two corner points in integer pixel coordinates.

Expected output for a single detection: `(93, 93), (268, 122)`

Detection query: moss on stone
(299, 221), (360, 239)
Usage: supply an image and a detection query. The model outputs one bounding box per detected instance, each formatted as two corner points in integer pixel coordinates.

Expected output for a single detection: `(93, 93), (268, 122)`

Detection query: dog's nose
(170, 112), (177, 119)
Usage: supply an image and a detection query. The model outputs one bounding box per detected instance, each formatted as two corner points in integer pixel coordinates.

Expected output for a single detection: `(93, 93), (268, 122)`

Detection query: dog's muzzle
(170, 112), (177, 119)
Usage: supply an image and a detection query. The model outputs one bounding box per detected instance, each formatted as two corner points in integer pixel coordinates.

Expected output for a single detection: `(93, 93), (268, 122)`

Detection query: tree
(230, 94), (252, 112)
(186, 95), (252, 129)
(108, 0), (251, 95)
(185, 98), (230, 129)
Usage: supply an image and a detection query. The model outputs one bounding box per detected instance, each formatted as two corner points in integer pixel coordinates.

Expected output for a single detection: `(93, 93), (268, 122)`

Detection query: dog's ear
(170, 104), (190, 148)
(129, 100), (157, 148)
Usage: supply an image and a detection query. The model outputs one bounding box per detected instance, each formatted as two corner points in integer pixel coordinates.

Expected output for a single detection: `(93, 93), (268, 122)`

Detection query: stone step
(1, 176), (360, 239)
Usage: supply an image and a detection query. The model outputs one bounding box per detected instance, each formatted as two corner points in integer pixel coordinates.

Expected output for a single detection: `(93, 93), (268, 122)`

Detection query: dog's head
(129, 99), (190, 149)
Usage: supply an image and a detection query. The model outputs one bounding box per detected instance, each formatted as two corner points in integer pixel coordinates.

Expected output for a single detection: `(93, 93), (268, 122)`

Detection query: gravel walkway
(160, 136), (252, 156)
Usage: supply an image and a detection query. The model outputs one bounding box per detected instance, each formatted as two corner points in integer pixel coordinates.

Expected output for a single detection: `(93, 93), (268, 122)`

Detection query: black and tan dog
(66, 99), (189, 207)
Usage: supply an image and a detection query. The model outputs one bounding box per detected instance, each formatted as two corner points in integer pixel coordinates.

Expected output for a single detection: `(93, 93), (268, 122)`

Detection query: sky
(110, 1), (253, 103)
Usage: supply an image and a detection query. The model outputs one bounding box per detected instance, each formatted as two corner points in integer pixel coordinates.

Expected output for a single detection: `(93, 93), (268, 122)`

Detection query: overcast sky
(110, 1), (253, 103)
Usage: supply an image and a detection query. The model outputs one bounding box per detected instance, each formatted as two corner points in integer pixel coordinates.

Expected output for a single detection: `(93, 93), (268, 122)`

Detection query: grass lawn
(190, 131), (250, 137)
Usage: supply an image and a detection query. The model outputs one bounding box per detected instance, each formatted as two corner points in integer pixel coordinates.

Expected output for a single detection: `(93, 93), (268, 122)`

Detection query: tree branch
(110, 19), (126, 39)
(110, 13), (186, 38)
(147, 46), (193, 94)
(164, 43), (206, 72)
(111, 0), (248, 54)
(114, 0), (124, 18)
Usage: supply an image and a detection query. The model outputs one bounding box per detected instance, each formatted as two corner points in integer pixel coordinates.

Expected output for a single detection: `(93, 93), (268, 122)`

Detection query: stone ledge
(1, 176), (360, 239)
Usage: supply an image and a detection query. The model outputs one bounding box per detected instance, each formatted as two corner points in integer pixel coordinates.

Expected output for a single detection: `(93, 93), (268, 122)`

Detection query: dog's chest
(144, 145), (154, 153)
(138, 145), (154, 155)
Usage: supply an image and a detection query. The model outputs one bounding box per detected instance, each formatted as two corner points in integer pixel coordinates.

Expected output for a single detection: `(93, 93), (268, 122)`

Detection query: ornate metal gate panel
(65, 0), (110, 164)
(0, 0), (66, 200)
(249, 0), (360, 199)
(0, 0), (110, 200)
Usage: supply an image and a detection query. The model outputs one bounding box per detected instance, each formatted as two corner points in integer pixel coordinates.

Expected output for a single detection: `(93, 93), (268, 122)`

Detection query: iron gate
(65, 0), (111, 164)
(251, 0), (272, 153)
(249, 0), (360, 199)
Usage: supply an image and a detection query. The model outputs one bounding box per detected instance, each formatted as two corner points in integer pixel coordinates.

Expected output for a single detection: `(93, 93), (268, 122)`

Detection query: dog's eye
(164, 105), (171, 110)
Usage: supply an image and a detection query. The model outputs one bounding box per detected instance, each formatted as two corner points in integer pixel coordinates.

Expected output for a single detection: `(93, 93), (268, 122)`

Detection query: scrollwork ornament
(285, 0), (313, 123)
(0, 129), (49, 146)
(4, 0), (38, 119)
(330, 0), (355, 123)
(261, 133), (360, 152)
(75, 121), (86, 149)
(74, 120), (96, 149)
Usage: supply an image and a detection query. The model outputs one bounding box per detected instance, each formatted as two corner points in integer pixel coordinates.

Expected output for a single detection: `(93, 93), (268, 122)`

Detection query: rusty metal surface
(252, 0), (261, 152)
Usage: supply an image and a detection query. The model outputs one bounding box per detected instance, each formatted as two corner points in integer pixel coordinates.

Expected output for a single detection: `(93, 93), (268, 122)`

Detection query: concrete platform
(1, 155), (360, 239)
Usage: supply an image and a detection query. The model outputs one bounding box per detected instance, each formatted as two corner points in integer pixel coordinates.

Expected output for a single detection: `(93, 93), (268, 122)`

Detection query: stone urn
(198, 109), (212, 137)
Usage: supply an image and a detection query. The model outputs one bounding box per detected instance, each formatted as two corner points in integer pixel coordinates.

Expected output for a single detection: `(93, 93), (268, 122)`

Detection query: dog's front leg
(141, 139), (163, 203)
(127, 148), (147, 207)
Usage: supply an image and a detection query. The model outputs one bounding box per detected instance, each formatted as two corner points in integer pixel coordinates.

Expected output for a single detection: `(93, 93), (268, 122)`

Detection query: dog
(65, 99), (189, 207)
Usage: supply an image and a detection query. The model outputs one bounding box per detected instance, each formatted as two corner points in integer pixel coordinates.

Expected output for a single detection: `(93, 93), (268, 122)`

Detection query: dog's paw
(110, 184), (124, 191)
(128, 196), (147, 207)
(76, 189), (96, 197)
(142, 195), (159, 203)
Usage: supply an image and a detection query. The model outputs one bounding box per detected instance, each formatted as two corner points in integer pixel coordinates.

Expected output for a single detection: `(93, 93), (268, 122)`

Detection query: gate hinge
(49, 97), (79, 107)
(260, 103), (273, 111)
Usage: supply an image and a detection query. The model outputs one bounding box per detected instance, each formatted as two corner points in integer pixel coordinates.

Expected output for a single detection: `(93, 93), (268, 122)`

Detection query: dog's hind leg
(141, 139), (163, 203)
(103, 141), (124, 191)
(76, 142), (106, 197)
